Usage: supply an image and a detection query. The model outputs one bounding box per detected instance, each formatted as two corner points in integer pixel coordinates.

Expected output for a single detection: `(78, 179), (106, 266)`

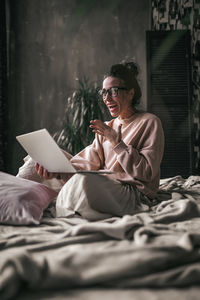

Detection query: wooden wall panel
(151, 0), (200, 176)
(147, 30), (193, 178)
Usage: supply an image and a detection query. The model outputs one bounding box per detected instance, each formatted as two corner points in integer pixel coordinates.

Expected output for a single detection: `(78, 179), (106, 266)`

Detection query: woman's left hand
(90, 119), (122, 146)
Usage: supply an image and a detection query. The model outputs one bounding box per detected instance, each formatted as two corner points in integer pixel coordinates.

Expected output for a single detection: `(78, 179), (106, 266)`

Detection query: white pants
(56, 174), (150, 221)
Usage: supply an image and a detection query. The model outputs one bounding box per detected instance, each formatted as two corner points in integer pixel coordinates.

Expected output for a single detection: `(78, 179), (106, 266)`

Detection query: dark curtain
(0, 0), (8, 172)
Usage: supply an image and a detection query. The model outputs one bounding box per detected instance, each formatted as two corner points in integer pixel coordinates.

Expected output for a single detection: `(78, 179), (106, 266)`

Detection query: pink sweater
(71, 112), (165, 199)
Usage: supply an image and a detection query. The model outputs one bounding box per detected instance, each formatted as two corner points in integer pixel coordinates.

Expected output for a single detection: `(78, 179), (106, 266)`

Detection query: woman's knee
(70, 174), (111, 210)
(83, 175), (123, 215)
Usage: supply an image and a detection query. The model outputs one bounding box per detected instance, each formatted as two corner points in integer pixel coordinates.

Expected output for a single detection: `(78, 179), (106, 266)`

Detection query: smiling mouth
(108, 104), (118, 110)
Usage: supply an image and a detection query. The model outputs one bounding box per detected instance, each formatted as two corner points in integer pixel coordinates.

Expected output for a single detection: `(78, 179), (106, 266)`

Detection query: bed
(0, 171), (200, 300)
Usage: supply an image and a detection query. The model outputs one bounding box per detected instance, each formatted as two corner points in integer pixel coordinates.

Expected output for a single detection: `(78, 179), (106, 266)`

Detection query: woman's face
(102, 76), (135, 119)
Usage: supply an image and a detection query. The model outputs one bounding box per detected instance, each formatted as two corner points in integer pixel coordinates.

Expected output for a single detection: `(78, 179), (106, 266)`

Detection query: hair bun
(105, 61), (142, 105)
(123, 61), (139, 77)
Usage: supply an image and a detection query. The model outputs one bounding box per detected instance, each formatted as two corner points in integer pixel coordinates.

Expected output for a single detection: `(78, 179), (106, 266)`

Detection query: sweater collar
(117, 112), (139, 125)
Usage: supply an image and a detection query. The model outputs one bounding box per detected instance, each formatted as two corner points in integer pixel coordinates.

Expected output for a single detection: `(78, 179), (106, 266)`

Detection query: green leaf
(54, 78), (108, 154)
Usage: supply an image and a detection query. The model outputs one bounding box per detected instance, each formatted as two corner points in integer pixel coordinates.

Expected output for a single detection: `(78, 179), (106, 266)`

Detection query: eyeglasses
(99, 86), (128, 99)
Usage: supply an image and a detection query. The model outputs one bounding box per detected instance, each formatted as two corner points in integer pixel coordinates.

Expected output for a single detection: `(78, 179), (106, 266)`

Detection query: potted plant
(54, 78), (110, 155)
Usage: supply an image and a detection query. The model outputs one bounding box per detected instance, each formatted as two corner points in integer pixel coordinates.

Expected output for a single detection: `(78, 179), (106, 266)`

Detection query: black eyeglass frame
(99, 86), (128, 99)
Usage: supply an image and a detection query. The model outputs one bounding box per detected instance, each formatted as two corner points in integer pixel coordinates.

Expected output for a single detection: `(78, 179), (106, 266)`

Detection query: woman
(34, 62), (165, 220)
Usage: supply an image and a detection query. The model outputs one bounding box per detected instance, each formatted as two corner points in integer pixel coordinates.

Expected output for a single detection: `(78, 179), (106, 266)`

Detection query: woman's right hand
(35, 163), (74, 182)
(35, 163), (55, 180)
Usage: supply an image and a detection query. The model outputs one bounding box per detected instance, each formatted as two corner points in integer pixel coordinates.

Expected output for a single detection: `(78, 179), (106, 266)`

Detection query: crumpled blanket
(0, 175), (200, 300)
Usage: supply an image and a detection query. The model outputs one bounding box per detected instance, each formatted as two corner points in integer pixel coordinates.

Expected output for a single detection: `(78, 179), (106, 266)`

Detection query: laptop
(16, 128), (112, 174)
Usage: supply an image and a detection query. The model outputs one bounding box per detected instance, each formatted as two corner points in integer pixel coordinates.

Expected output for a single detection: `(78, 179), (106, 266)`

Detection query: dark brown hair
(105, 61), (142, 106)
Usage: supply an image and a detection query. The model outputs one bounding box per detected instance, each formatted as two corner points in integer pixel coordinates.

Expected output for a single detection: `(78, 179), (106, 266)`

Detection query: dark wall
(7, 0), (150, 175)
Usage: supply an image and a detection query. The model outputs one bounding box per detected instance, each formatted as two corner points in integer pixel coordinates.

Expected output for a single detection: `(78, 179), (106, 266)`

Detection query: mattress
(0, 175), (200, 300)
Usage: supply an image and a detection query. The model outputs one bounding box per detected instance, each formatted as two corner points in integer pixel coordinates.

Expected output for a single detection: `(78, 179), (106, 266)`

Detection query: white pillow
(0, 172), (58, 225)
(17, 155), (64, 192)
